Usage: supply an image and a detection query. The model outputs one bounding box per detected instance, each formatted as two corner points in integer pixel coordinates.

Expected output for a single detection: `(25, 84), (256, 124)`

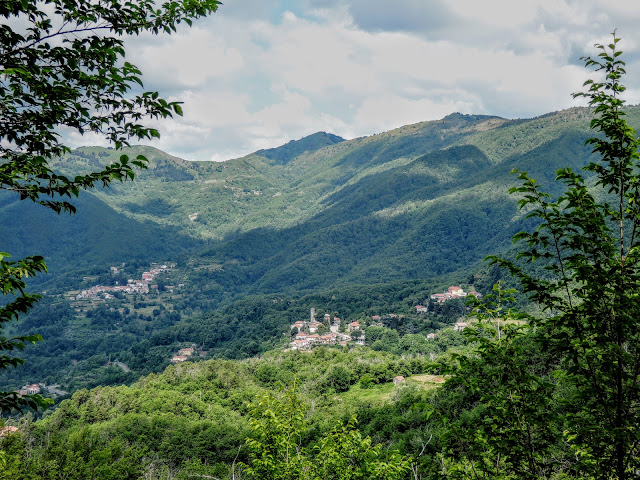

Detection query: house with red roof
(308, 321), (322, 333)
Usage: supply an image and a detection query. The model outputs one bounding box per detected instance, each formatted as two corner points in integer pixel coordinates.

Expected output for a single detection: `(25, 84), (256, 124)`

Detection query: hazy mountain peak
(440, 112), (504, 124)
(256, 131), (345, 164)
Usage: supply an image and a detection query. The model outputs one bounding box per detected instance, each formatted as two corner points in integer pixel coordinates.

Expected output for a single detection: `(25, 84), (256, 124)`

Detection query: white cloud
(57, 1), (640, 161)
(354, 95), (474, 134)
(125, 23), (246, 93)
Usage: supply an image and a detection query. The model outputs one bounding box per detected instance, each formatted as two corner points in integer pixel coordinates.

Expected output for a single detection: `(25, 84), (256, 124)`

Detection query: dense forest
(0, 341), (552, 479)
(3, 2), (640, 478)
(4, 98), (639, 478)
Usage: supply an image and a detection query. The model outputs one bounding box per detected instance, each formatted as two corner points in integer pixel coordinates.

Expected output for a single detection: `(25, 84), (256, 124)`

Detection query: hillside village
(75, 264), (173, 301)
(288, 286), (479, 351)
(19, 279), (483, 393)
(16, 382), (67, 399)
(288, 309), (360, 351)
(428, 285), (482, 304)
(170, 344), (208, 363)
(13, 276), (483, 416)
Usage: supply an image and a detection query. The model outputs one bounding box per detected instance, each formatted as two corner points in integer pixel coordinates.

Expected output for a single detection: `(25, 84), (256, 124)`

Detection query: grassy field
(340, 381), (396, 404)
(338, 374), (446, 406)
(408, 374), (446, 391)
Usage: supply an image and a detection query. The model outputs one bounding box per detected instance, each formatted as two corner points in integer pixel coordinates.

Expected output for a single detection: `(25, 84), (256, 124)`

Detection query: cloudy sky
(72, 0), (640, 161)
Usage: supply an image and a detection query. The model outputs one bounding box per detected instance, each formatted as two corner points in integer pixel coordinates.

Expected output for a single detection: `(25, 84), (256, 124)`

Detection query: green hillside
(194, 109), (601, 294)
(34, 107), (612, 296)
(0, 347), (452, 479)
(3, 105), (634, 396)
(4, 106), (638, 479)
(0, 191), (202, 284)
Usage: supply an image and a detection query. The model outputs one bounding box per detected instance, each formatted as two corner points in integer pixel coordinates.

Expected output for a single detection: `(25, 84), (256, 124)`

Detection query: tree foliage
(439, 283), (559, 479)
(1, 0), (219, 212)
(0, 0), (219, 412)
(448, 33), (640, 480)
(243, 382), (411, 480)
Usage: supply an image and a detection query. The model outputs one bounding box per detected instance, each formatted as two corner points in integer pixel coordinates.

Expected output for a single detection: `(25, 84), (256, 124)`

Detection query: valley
(3, 105), (639, 479)
(2, 106), (624, 397)
(5, 3), (640, 477)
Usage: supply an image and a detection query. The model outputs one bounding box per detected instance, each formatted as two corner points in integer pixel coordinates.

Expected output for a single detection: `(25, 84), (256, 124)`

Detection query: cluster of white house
(287, 290), (479, 352)
(76, 264), (171, 300)
(141, 265), (170, 283)
(289, 331), (361, 350)
(427, 286), (482, 304)
(17, 383), (43, 396)
(171, 347), (195, 363)
(288, 310), (365, 351)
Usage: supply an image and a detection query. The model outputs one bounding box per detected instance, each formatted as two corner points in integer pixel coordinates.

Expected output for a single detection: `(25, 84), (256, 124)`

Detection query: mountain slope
(15, 106), (640, 297)
(0, 190), (202, 284)
(4, 105), (636, 395)
(196, 109), (602, 293)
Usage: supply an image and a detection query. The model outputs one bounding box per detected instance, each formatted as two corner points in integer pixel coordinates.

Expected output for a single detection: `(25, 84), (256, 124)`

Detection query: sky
(68, 0), (640, 162)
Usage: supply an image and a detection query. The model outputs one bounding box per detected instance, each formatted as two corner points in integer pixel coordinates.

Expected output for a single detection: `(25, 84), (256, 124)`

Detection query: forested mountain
(13, 106), (625, 294)
(0, 105), (622, 394)
(5, 105), (640, 479)
(0, 108), (630, 382)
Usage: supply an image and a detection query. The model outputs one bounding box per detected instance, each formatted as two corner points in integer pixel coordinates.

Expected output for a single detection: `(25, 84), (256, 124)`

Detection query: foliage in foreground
(0, 348), (434, 479)
(243, 383), (411, 480)
(0, 0), (220, 412)
(438, 34), (640, 480)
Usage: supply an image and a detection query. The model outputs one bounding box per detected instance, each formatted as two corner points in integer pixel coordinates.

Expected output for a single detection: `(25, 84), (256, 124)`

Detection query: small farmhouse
(347, 320), (360, 332)
(430, 286), (483, 304)
(0, 426), (19, 436)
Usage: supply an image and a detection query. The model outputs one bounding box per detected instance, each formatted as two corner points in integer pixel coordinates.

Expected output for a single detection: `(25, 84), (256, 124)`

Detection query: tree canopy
(0, 0), (220, 412)
(441, 33), (640, 480)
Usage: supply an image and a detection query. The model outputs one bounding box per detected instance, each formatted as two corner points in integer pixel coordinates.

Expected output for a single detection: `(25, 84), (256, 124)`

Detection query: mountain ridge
(14, 105), (639, 295)
(256, 131), (346, 164)
(4, 104), (638, 397)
